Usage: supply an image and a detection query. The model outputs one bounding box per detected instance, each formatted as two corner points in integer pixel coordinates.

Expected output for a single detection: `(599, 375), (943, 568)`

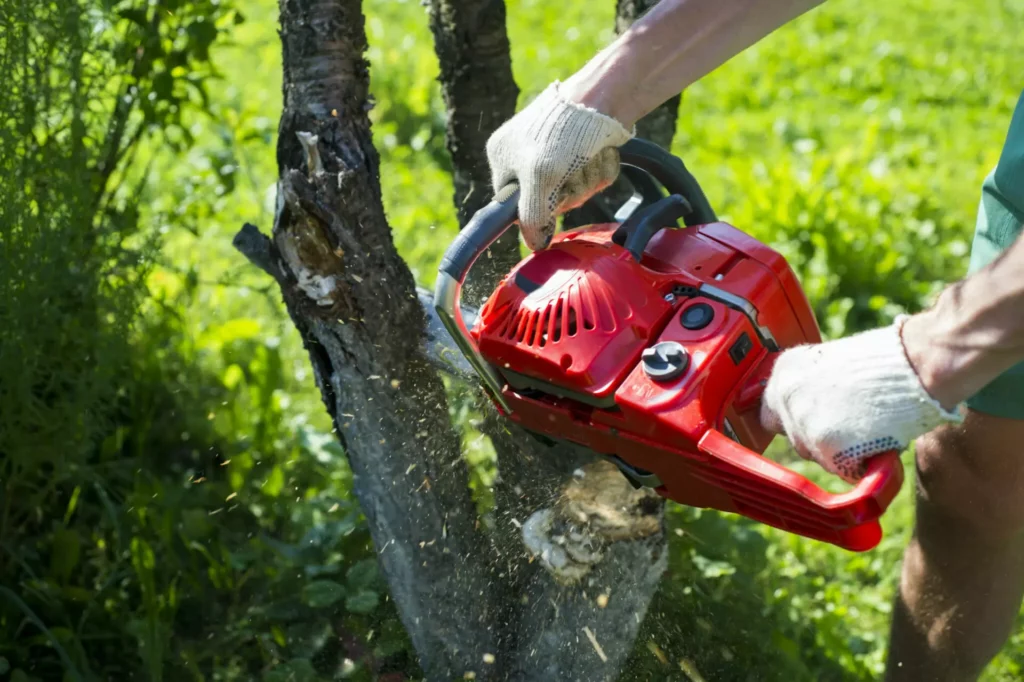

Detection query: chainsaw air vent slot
(536, 304), (555, 347)
(496, 275), (625, 349)
(550, 298), (564, 342)
(491, 303), (513, 337)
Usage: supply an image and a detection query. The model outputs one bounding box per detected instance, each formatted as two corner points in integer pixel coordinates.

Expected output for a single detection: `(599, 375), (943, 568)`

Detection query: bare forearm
(561, 0), (826, 128)
(904, 234), (1024, 410)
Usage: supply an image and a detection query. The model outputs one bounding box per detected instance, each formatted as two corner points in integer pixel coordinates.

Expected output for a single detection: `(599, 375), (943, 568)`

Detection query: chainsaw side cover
(467, 222), (898, 551)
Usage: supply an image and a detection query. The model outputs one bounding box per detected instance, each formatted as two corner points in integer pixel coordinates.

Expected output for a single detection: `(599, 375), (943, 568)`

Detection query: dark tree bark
(237, 1), (501, 678)
(427, 0), (521, 304)
(235, 0), (669, 679)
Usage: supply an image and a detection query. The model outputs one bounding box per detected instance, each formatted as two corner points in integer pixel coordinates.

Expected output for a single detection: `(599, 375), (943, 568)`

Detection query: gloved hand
(486, 80), (635, 251)
(760, 315), (966, 483)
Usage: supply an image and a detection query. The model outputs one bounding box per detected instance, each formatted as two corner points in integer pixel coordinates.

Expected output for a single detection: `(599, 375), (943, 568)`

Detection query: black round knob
(641, 341), (689, 381)
(680, 303), (714, 330)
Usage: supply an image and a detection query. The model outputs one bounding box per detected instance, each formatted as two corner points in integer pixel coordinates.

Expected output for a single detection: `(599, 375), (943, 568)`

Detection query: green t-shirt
(964, 89), (1024, 420)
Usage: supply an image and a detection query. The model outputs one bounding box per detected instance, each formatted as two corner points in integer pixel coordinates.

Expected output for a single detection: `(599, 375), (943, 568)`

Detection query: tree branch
(233, 222), (290, 285)
(425, 1), (670, 680)
(427, 0), (521, 305)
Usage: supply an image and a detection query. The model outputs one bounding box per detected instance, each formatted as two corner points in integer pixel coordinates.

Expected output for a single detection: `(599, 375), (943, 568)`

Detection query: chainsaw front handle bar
(434, 137), (717, 412)
(438, 138), (716, 283)
(438, 182), (522, 284)
(433, 182), (522, 412)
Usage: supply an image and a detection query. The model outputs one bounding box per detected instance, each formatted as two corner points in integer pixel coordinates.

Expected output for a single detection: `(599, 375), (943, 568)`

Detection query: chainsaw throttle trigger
(611, 194), (691, 262)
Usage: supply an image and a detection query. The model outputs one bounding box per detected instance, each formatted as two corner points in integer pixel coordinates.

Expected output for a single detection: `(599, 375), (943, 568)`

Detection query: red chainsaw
(433, 138), (904, 552)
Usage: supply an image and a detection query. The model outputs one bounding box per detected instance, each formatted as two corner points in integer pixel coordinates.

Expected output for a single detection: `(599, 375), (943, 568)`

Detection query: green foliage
(5, 0), (1024, 680)
(0, 0), (241, 502)
(0, 0), (405, 680)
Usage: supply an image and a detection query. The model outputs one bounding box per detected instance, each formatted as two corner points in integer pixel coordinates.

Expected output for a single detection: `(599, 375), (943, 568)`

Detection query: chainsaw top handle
(437, 137), (716, 283)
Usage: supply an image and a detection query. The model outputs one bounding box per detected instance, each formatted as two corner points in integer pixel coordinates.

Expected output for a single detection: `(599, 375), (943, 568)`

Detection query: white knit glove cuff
(485, 80), (635, 250)
(761, 315), (966, 482)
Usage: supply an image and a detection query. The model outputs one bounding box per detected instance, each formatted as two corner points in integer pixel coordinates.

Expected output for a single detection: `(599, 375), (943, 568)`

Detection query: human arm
(759, 232), (1024, 482)
(560, 0), (826, 129)
(902, 233), (1024, 410)
(485, 0), (827, 250)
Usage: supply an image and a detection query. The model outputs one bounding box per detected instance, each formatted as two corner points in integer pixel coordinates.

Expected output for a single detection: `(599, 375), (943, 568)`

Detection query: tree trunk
(426, 2), (670, 681)
(427, 0), (521, 304)
(238, 1), (502, 678)
(235, 0), (668, 679)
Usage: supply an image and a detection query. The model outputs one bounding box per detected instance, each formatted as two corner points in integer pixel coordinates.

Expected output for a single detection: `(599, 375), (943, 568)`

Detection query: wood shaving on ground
(583, 626), (607, 663)
(679, 657), (707, 682)
(646, 640), (668, 665)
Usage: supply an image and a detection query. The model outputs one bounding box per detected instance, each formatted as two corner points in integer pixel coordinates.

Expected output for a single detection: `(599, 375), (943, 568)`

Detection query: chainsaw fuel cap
(641, 341), (689, 381)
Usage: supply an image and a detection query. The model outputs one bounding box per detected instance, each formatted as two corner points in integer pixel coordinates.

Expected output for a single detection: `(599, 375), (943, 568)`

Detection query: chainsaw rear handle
(434, 138), (717, 411)
(694, 350), (905, 550)
(697, 428), (905, 551)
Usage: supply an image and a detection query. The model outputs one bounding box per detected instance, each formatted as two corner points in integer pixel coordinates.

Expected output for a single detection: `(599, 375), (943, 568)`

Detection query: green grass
(139, 0), (1024, 679)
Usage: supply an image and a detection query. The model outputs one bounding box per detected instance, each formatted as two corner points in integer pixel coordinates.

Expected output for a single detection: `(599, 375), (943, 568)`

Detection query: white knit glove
(486, 80), (635, 251)
(760, 316), (966, 483)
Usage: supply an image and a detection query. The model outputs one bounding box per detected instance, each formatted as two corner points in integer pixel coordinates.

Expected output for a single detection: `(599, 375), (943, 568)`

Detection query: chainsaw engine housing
(435, 138), (903, 552)
(472, 216), (882, 548)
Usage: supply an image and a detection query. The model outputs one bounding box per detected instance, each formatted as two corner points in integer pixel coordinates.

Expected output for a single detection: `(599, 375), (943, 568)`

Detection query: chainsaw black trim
(728, 332), (753, 365)
(677, 284), (781, 353)
(611, 194), (692, 262)
(514, 271), (541, 294)
(621, 165), (666, 207)
(618, 138), (717, 225)
(499, 367), (619, 409)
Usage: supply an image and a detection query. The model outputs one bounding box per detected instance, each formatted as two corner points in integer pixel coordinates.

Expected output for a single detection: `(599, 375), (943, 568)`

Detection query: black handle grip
(437, 183), (520, 281)
(618, 138), (717, 225)
(613, 194), (692, 262)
